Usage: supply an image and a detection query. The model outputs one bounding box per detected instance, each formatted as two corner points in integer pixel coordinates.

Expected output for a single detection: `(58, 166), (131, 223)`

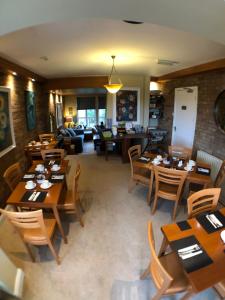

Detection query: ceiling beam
(156, 57), (225, 82)
(0, 56), (46, 82)
(43, 76), (108, 90)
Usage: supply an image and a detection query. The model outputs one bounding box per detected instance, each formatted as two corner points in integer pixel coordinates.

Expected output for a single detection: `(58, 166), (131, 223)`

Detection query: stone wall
(159, 69), (225, 160)
(0, 73), (49, 206)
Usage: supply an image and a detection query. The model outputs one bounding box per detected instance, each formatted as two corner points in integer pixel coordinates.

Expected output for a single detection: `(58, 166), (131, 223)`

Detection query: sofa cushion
(60, 128), (69, 137)
(65, 128), (73, 137)
(67, 128), (76, 137)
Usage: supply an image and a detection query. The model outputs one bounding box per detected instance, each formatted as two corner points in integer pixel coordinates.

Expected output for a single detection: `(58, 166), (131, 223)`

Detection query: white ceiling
(1, 0), (225, 78)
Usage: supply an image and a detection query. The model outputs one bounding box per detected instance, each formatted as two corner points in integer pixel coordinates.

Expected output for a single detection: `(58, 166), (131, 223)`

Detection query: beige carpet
(0, 153), (219, 300)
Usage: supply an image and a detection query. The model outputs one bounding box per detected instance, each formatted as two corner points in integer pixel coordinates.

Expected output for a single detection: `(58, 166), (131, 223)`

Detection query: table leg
(158, 236), (168, 257)
(52, 206), (68, 244)
(122, 138), (130, 163)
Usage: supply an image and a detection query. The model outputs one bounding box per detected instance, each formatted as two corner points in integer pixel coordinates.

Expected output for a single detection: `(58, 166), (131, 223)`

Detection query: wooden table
(6, 160), (69, 244)
(133, 154), (212, 189)
(94, 133), (150, 163)
(159, 208), (225, 293)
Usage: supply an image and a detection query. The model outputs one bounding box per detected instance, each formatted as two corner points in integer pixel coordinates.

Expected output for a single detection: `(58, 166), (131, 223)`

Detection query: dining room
(1, 1), (225, 300)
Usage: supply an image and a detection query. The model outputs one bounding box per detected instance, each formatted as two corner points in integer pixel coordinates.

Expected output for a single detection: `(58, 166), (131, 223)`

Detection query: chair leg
(75, 201), (84, 227)
(128, 178), (136, 193)
(151, 194), (158, 214)
(147, 173), (154, 205)
(172, 200), (179, 220)
(47, 240), (60, 265)
(140, 264), (150, 280)
(180, 290), (195, 300)
(24, 242), (35, 262)
(78, 198), (85, 213)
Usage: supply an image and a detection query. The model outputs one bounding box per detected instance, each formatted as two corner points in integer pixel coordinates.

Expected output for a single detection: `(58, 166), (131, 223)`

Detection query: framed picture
(0, 87), (16, 157)
(56, 102), (63, 128)
(25, 91), (36, 130)
(113, 87), (140, 125)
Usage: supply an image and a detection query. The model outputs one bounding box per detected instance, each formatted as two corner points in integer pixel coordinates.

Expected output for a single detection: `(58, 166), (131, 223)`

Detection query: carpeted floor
(0, 153), (220, 300)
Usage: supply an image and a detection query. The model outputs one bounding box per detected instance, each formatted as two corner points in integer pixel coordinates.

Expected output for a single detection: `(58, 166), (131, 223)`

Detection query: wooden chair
(3, 162), (22, 191)
(39, 133), (55, 142)
(214, 281), (225, 299)
(187, 188), (221, 218)
(41, 148), (65, 161)
(128, 145), (153, 203)
(152, 166), (187, 220)
(0, 209), (60, 264)
(25, 144), (49, 165)
(140, 222), (193, 300)
(57, 163), (84, 227)
(168, 145), (192, 160)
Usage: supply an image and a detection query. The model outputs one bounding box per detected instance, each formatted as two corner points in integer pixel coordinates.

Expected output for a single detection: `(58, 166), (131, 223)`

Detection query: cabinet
(149, 93), (165, 128)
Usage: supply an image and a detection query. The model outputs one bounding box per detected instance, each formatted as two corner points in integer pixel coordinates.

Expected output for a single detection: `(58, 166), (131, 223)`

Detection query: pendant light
(104, 55), (123, 94)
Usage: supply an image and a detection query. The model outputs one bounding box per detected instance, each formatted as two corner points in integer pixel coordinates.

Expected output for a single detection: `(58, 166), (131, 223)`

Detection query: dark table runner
(170, 235), (213, 273)
(21, 191), (47, 203)
(196, 165), (211, 176)
(196, 211), (225, 233)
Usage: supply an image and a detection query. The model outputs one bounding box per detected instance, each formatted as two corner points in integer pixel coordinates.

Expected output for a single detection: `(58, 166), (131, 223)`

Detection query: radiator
(196, 150), (223, 182)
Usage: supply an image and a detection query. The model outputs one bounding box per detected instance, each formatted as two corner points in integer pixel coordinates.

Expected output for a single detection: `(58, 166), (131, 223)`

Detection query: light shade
(104, 55), (123, 94)
(104, 83), (123, 94)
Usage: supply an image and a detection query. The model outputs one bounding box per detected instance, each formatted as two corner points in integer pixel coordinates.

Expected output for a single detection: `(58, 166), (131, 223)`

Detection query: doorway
(172, 86), (198, 148)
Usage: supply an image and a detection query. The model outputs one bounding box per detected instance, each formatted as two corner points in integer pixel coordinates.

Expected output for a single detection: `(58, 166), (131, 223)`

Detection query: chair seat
(22, 219), (56, 244)
(158, 182), (178, 200)
(57, 190), (75, 210)
(159, 252), (190, 294)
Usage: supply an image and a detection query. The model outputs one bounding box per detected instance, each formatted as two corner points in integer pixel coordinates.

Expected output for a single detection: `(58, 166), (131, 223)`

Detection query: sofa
(57, 127), (84, 153)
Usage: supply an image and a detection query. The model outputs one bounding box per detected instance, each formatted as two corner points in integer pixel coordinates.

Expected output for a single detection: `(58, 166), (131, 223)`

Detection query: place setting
(137, 156), (151, 163)
(49, 173), (65, 183)
(21, 190), (48, 203)
(170, 235), (213, 273)
(196, 210), (225, 233)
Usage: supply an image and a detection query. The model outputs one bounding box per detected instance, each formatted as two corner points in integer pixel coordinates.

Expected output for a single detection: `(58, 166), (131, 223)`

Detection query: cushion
(59, 128), (68, 136)
(67, 128), (76, 137)
(65, 129), (72, 137)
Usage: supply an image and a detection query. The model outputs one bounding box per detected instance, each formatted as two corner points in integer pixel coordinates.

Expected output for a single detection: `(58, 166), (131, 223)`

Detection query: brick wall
(159, 69), (225, 160)
(0, 73), (49, 206)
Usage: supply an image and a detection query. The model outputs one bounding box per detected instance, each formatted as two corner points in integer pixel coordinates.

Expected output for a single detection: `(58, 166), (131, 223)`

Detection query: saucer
(163, 160), (170, 165)
(184, 166), (193, 171)
(51, 166), (60, 172)
(25, 183), (36, 190)
(40, 182), (52, 189)
(152, 161), (160, 165)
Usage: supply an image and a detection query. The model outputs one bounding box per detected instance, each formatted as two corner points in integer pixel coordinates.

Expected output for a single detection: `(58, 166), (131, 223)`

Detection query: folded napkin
(51, 175), (64, 180)
(198, 167), (210, 173)
(22, 173), (36, 181)
(50, 173), (65, 183)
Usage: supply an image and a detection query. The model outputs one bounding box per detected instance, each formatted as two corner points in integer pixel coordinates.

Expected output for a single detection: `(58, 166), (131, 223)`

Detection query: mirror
(214, 90), (225, 133)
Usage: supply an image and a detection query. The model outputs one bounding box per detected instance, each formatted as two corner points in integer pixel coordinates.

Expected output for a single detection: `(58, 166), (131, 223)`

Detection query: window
(98, 109), (106, 125)
(77, 96), (106, 127)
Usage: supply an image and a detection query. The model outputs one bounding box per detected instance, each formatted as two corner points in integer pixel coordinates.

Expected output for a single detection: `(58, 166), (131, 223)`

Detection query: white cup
(157, 155), (162, 160)
(42, 180), (49, 188)
(27, 180), (34, 188)
(52, 164), (59, 170)
(37, 164), (44, 172)
(188, 160), (196, 167)
(186, 164), (192, 171)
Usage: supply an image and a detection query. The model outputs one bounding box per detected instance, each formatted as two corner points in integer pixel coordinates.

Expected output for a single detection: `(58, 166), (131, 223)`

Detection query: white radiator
(196, 150), (223, 182)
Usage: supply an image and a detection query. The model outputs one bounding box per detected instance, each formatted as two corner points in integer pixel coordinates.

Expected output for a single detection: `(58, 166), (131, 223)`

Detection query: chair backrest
(128, 145), (141, 177)
(25, 144), (49, 162)
(168, 145), (192, 160)
(187, 188), (221, 218)
(39, 133), (55, 142)
(72, 163), (81, 204)
(3, 162), (22, 191)
(154, 165), (187, 197)
(0, 209), (48, 242)
(41, 148), (65, 161)
(148, 222), (173, 291)
(214, 161), (225, 187)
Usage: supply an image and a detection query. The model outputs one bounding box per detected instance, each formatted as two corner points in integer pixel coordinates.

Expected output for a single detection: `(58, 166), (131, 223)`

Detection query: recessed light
(12, 71), (17, 76)
(123, 20), (144, 25)
(31, 78), (35, 82)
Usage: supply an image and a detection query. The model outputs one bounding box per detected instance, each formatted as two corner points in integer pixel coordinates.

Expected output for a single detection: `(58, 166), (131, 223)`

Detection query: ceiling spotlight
(31, 78), (35, 82)
(40, 56), (48, 61)
(12, 71), (17, 76)
(123, 20), (144, 25)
